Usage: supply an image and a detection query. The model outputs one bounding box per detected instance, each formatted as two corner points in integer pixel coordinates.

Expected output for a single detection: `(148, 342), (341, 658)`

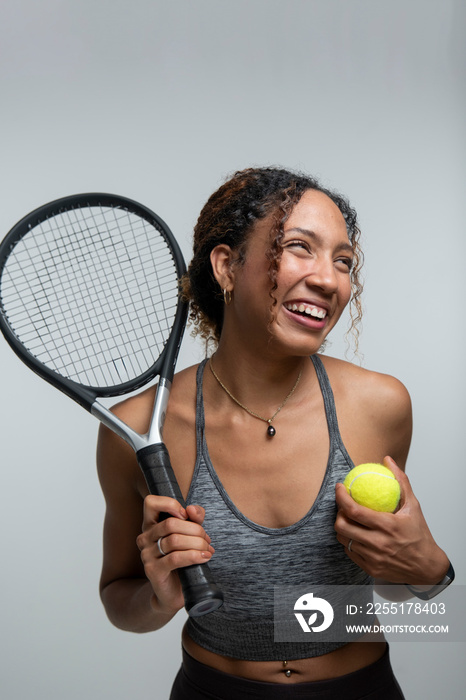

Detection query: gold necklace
(208, 357), (302, 437)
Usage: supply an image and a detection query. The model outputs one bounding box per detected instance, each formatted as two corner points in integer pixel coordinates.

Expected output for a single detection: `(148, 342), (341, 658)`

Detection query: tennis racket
(0, 193), (223, 617)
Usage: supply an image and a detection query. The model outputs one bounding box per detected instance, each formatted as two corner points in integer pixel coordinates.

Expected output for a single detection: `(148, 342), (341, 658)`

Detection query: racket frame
(0, 193), (223, 616)
(0, 193), (186, 408)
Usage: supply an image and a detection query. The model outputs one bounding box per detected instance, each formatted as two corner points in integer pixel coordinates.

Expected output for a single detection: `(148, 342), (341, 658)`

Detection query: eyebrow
(284, 227), (354, 254)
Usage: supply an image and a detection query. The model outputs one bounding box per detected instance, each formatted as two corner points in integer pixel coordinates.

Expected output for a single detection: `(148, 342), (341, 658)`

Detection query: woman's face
(230, 189), (353, 356)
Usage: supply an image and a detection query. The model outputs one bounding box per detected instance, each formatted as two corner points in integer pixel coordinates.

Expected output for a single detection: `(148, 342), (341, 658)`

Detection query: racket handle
(136, 444), (224, 617)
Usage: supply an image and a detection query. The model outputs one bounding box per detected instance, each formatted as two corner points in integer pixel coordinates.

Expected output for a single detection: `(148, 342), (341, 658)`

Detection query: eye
(283, 239), (312, 254)
(335, 256), (353, 272)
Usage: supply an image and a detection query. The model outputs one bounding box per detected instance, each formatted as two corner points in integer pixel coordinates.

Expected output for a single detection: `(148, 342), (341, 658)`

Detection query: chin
(274, 335), (327, 358)
(268, 317), (335, 358)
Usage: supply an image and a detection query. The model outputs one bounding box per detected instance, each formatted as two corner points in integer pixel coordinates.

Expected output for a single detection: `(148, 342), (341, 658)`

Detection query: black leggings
(169, 646), (405, 700)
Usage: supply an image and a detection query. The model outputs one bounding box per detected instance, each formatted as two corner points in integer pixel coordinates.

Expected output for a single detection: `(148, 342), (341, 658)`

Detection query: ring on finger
(157, 536), (167, 556)
(347, 539), (353, 553)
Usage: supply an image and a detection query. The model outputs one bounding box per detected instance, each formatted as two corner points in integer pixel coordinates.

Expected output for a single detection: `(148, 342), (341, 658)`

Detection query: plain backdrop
(0, 1), (464, 698)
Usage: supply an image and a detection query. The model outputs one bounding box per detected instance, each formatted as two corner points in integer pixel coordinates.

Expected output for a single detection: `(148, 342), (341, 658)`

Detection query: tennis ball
(343, 464), (400, 513)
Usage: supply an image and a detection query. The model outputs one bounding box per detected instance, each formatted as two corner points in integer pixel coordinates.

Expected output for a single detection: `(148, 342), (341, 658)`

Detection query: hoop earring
(223, 289), (232, 305)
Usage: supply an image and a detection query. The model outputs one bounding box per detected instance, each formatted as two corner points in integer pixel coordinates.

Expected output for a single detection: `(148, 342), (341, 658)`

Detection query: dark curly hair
(181, 167), (364, 352)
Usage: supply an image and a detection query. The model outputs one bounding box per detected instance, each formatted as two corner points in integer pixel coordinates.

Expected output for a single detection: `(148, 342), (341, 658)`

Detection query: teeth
(285, 303), (327, 319)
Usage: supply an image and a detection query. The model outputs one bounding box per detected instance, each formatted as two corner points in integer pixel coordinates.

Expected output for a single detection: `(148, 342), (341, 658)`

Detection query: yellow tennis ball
(343, 463), (400, 513)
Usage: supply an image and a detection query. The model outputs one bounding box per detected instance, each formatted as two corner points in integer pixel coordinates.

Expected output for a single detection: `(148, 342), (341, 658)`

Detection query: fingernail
(201, 551), (212, 559)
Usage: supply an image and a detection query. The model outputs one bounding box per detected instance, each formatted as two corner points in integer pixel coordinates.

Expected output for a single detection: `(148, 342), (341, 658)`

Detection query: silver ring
(347, 539), (353, 553)
(157, 536), (167, 556)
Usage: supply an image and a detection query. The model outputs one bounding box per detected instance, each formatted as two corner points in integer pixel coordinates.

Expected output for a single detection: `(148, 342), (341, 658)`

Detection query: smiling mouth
(284, 302), (327, 320)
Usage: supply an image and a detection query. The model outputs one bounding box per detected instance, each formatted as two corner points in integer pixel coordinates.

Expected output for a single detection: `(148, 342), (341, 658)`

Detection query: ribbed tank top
(185, 355), (372, 661)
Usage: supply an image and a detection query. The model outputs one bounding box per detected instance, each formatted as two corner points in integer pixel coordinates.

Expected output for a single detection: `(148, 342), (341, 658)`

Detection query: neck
(209, 343), (310, 408)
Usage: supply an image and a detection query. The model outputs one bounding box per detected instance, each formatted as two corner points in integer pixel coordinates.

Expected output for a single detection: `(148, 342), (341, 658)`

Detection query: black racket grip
(136, 444), (224, 617)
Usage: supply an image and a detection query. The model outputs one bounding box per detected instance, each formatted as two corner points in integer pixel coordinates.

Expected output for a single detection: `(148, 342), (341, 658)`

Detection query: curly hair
(181, 167), (364, 353)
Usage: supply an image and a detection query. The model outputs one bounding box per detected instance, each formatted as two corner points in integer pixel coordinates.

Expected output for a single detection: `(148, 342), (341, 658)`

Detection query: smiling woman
(207, 188), (354, 365)
(97, 167), (451, 700)
(181, 168), (364, 351)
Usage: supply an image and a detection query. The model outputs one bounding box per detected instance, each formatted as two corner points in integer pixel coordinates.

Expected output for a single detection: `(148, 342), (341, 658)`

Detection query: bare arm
(97, 398), (214, 633)
(334, 372), (449, 593)
(97, 419), (173, 632)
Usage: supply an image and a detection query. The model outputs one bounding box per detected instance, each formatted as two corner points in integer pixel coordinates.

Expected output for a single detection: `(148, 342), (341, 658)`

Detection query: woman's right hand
(136, 496), (215, 616)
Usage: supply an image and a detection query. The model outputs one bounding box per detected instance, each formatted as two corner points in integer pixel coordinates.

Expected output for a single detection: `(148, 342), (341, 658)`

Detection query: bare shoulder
(95, 383), (157, 497)
(101, 362), (199, 433)
(168, 364), (200, 419)
(317, 355), (412, 467)
(96, 363), (200, 499)
(319, 354), (411, 413)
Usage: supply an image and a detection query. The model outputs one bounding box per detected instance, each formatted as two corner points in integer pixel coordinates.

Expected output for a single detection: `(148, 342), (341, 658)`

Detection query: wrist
(424, 549), (451, 586)
(406, 559), (454, 600)
(407, 548), (449, 587)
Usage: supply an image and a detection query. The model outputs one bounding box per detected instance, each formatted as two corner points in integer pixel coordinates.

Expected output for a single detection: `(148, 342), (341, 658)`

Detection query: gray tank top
(185, 355), (372, 660)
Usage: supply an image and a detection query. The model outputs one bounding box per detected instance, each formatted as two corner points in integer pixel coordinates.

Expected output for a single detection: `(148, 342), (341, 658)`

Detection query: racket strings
(61, 207), (163, 383)
(0, 205), (179, 389)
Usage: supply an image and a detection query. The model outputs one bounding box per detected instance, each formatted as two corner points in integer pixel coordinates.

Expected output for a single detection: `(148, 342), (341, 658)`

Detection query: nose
(305, 255), (339, 294)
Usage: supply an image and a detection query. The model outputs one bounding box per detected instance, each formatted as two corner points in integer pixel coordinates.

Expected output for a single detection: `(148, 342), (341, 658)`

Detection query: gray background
(0, 1), (464, 698)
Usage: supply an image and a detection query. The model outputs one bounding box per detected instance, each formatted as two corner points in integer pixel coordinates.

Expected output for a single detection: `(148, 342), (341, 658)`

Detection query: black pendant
(267, 424), (276, 437)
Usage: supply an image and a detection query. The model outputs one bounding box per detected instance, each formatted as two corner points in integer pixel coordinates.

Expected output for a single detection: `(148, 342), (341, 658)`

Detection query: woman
(97, 167), (451, 699)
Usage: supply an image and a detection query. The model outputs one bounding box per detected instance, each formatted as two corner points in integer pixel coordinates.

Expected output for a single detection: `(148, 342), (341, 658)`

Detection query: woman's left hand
(334, 456), (449, 585)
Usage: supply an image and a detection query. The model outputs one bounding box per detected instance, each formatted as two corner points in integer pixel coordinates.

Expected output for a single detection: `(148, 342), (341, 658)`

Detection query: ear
(210, 244), (236, 291)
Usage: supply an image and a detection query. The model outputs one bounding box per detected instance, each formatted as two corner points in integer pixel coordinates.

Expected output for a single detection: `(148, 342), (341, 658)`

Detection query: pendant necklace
(208, 357), (302, 437)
